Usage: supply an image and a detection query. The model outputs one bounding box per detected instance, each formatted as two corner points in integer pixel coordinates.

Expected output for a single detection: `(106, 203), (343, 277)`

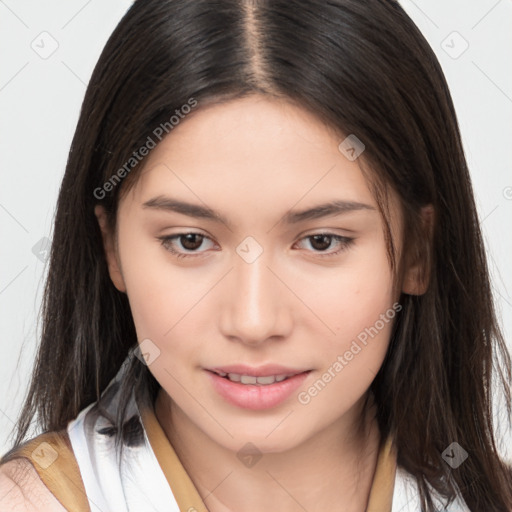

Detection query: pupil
(311, 234), (331, 251)
(182, 234), (203, 250)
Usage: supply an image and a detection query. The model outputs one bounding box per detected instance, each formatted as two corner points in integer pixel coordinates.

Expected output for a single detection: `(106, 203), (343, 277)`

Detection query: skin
(0, 458), (67, 511)
(95, 94), (424, 512)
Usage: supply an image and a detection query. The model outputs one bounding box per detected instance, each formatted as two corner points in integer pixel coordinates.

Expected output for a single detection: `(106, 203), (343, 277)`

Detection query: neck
(155, 390), (381, 512)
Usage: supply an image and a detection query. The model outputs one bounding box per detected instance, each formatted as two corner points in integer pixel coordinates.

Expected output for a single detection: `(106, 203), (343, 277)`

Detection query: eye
(158, 232), (217, 258)
(158, 232), (354, 259)
(294, 233), (354, 257)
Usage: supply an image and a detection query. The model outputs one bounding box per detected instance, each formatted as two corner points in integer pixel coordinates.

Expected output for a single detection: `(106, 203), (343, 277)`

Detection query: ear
(94, 205), (127, 293)
(401, 204), (434, 296)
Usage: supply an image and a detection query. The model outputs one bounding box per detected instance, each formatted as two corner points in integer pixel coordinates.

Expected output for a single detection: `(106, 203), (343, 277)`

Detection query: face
(97, 95), (412, 454)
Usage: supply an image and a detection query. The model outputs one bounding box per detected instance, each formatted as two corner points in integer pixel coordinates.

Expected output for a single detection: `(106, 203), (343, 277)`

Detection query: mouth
(205, 365), (312, 410)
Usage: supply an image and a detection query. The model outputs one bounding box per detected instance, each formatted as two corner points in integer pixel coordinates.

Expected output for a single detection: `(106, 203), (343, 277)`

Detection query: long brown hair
(3, 0), (512, 509)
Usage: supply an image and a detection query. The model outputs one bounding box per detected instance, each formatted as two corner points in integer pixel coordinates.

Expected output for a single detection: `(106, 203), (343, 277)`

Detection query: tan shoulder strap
(366, 435), (397, 512)
(1, 430), (91, 512)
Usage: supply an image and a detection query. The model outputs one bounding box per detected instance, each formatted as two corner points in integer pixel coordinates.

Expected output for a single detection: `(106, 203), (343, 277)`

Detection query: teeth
(255, 375), (276, 385)
(219, 372), (290, 385)
(240, 375), (257, 384)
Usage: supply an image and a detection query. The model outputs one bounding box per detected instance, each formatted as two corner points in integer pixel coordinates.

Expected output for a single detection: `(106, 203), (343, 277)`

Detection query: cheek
(119, 231), (210, 339)
(118, 234), (212, 394)
(298, 240), (396, 396)
(302, 239), (396, 347)
(296, 276), (397, 420)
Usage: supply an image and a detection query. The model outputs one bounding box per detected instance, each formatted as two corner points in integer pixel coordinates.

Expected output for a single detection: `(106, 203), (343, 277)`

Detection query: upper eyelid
(160, 231), (350, 241)
(160, 227), (353, 239)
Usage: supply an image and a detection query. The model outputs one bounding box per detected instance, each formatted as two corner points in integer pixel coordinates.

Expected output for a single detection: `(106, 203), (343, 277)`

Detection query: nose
(219, 249), (293, 346)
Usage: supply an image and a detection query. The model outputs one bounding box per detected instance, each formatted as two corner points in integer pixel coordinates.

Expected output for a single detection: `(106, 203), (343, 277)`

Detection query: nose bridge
(221, 244), (291, 343)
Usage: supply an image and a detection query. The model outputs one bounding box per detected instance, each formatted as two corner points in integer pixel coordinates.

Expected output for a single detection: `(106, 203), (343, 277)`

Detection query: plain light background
(1, 0), (511, 458)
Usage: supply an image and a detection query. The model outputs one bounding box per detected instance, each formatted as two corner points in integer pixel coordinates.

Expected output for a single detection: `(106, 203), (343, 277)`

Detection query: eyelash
(157, 232), (355, 259)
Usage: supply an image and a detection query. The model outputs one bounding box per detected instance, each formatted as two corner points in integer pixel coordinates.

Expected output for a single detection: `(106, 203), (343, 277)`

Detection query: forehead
(123, 96), (377, 210)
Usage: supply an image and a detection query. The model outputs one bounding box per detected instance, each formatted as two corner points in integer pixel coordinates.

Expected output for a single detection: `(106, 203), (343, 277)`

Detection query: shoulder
(0, 457), (67, 511)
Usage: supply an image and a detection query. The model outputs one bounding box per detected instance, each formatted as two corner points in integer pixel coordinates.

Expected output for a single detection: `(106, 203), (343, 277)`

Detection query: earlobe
(94, 205), (127, 293)
(401, 204), (434, 296)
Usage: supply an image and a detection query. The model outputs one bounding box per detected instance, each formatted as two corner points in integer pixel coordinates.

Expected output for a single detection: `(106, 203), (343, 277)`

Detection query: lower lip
(206, 370), (310, 410)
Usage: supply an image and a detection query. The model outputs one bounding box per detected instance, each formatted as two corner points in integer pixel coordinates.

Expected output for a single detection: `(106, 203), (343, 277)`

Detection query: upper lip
(207, 364), (310, 377)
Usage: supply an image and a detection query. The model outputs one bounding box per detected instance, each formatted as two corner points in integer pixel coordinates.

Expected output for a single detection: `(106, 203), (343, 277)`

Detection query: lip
(205, 365), (312, 410)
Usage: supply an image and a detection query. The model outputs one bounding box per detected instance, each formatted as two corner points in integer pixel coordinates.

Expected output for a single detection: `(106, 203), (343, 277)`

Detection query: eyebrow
(142, 195), (376, 229)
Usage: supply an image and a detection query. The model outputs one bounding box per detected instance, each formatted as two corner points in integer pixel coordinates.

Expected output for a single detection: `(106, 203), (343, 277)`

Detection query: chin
(210, 419), (312, 454)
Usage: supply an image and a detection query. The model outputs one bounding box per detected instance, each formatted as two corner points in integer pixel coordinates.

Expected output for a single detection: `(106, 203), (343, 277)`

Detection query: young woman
(1, 0), (511, 511)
